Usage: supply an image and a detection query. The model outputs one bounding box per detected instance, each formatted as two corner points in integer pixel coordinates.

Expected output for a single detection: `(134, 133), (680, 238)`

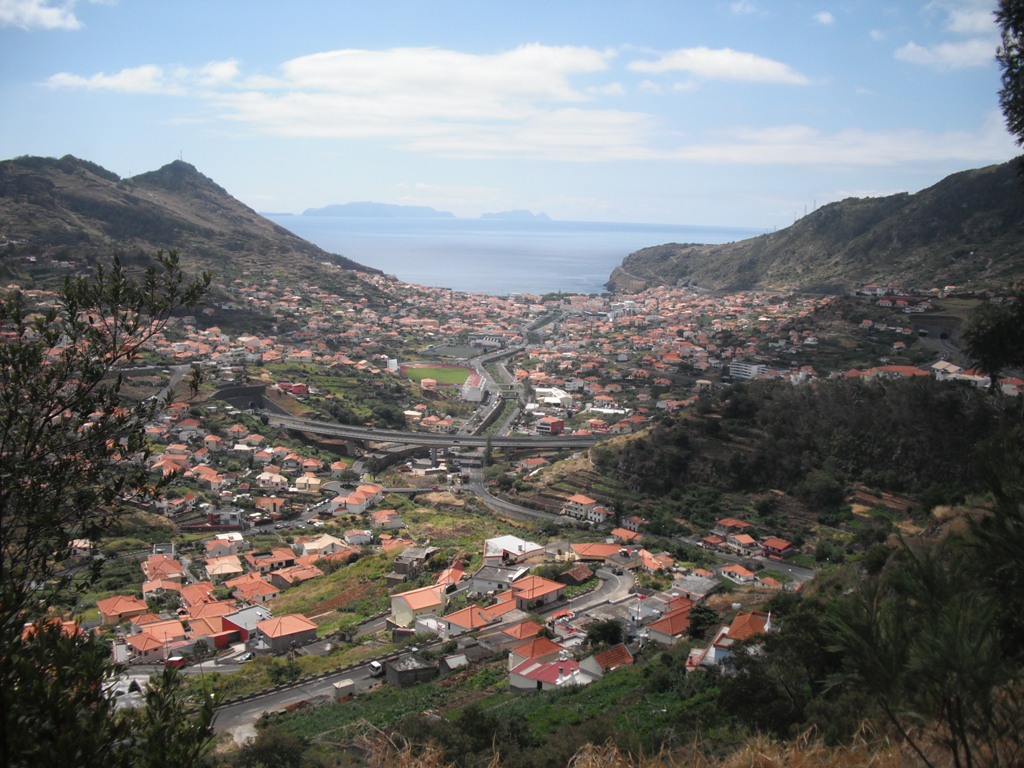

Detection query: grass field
(404, 366), (472, 385)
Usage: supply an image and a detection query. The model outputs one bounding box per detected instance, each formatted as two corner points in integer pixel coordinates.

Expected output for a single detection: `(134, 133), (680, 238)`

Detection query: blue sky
(0, 0), (1018, 228)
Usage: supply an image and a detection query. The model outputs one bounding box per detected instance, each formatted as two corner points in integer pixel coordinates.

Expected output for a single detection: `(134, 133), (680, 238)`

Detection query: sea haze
(268, 215), (763, 296)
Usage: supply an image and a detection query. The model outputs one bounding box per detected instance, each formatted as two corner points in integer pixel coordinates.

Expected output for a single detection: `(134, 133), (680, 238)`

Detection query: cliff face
(606, 160), (1024, 294)
(0, 155), (380, 288)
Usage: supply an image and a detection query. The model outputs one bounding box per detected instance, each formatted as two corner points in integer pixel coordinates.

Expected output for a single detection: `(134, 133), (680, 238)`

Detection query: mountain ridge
(0, 155), (381, 291)
(606, 159), (1024, 293)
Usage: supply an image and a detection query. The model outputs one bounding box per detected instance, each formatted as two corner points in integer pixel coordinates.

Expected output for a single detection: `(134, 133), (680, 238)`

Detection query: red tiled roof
(256, 614), (317, 639)
(592, 643), (634, 672)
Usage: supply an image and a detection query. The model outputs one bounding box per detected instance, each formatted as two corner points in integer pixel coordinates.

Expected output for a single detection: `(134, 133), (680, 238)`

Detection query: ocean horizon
(268, 214), (764, 295)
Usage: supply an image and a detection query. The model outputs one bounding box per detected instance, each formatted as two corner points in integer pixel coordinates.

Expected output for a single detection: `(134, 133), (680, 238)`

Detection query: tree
(586, 618), (624, 647)
(960, 283), (1024, 392)
(826, 539), (1024, 768)
(1, 251), (209, 622)
(1, 252), (213, 766)
(235, 724), (307, 768)
(688, 603), (719, 640)
(997, 0), (1024, 146)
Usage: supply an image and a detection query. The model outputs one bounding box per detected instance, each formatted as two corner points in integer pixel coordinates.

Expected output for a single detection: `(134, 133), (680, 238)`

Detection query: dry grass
(354, 730), (919, 768)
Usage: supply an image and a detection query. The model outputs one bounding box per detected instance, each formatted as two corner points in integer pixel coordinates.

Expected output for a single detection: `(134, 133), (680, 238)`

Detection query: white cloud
(659, 110), (1015, 166)
(45, 58), (243, 94)
(201, 45), (633, 158)
(944, 5), (997, 36)
(730, 1), (757, 15)
(629, 47), (810, 84)
(0, 0), (80, 29)
(46, 64), (169, 93)
(814, 11), (835, 25)
(894, 1), (999, 70)
(198, 59), (240, 86)
(894, 37), (996, 69)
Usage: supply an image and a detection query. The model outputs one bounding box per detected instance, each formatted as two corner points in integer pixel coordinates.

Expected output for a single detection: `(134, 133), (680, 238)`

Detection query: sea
(267, 215), (763, 296)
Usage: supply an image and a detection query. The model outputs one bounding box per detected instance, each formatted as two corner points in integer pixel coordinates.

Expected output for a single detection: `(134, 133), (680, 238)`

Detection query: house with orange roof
(564, 493), (598, 520)
(482, 534), (544, 566)
(290, 533), (345, 559)
(269, 562), (324, 589)
(722, 564), (757, 584)
(691, 610), (772, 669)
(133, 618), (187, 646)
(188, 600), (237, 622)
(176, 581), (215, 608)
(141, 578), (183, 598)
(434, 561), (465, 587)
(369, 509), (405, 530)
(510, 575), (565, 611)
(329, 490), (371, 515)
(496, 620), (543, 645)
(186, 616), (236, 650)
(142, 553), (185, 582)
(294, 474), (324, 494)
(437, 604), (504, 637)
(123, 631), (168, 664)
(726, 533), (760, 557)
(611, 527), (642, 544)
(713, 518), (753, 536)
(244, 547), (296, 574)
(507, 635), (566, 671)
(580, 643), (634, 676)
(510, 657), (596, 691)
(205, 554), (244, 582)
(390, 584), (448, 628)
(96, 594), (149, 626)
(760, 536), (794, 559)
(570, 542), (622, 562)
(21, 617), (81, 641)
(639, 550), (675, 572)
(205, 536), (239, 559)
(254, 613), (318, 654)
(226, 572), (280, 604)
(647, 606), (693, 646)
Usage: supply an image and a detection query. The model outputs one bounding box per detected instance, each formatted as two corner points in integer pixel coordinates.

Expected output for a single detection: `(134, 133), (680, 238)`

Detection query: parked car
(367, 660), (384, 677)
(238, 651), (255, 662)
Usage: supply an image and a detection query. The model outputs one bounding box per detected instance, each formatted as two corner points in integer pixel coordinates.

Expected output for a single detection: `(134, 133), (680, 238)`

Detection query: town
(15, 261), (1019, 753)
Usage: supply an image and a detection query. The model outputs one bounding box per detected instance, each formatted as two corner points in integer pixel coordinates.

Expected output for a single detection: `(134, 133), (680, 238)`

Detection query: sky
(0, 0), (1019, 229)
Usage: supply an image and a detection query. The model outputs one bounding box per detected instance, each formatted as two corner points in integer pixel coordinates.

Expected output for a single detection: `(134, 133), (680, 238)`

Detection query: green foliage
(998, 0), (1024, 146)
(826, 534), (1024, 767)
(688, 603), (720, 640)
(596, 377), (1010, 507)
(234, 724), (308, 768)
(961, 285), (1024, 389)
(585, 618), (624, 648)
(0, 251), (209, 620)
(3, 621), (215, 768)
(0, 254), (213, 765)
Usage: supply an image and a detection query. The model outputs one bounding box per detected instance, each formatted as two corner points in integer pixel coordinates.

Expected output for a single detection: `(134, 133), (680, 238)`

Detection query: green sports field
(404, 365), (472, 385)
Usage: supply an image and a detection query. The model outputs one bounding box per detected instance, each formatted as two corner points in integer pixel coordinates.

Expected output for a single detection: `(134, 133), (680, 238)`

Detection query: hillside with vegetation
(606, 159), (1024, 294)
(0, 155), (382, 304)
(222, 374), (1024, 768)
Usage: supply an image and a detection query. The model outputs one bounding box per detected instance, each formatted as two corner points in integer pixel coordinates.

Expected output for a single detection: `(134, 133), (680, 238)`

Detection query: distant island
(480, 209), (551, 221)
(303, 202), (455, 218)
(300, 202), (553, 221)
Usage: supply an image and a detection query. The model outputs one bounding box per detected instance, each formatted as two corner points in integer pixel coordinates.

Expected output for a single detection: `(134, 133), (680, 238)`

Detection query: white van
(367, 660), (384, 678)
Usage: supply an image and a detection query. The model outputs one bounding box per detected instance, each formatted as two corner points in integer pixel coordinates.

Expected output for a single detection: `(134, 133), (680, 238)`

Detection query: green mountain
(606, 159), (1024, 294)
(0, 155), (381, 289)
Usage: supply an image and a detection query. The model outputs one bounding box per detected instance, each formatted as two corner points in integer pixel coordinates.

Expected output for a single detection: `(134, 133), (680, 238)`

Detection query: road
(465, 467), (562, 523)
(214, 662), (379, 745)
(212, 568), (630, 744)
(265, 413), (601, 449)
